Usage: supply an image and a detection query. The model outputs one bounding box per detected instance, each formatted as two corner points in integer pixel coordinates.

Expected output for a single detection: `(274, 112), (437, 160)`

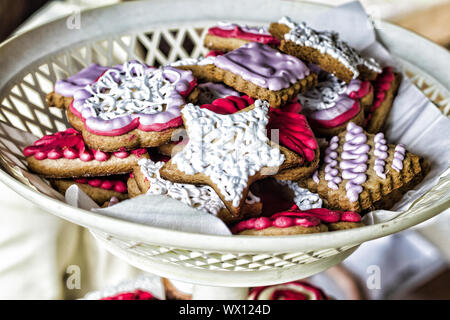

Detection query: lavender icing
(324, 136), (341, 190)
(392, 144), (406, 172)
(340, 122), (369, 202)
(214, 42), (310, 91)
(71, 61), (194, 133)
(54, 64), (109, 97)
(279, 16), (381, 79)
(373, 132), (388, 179)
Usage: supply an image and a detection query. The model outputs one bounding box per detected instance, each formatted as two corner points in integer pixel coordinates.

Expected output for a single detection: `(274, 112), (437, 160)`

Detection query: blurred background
(0, 0), (448, 300)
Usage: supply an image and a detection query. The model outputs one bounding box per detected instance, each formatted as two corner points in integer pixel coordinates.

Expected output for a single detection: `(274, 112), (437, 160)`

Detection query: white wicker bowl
(0, 0), (449, 290)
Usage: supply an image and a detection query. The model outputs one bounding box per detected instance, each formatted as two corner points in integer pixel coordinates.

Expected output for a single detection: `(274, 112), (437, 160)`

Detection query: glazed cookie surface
(270, 16), (381, 82)
(23, 128), (148, 178)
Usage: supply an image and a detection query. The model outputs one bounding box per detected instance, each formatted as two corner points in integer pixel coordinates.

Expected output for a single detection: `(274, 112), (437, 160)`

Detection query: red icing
(249, 281), (329, 300)
(365, 67), (395, 126)
(200, 95), (317, 162)
(231, 205), (361, 234)
(268, 108), (318, 162)
(208, 25), (280, 46)
(100, 289), (156, 300)
(206, 50), (224, 57)
(309, 101), (361, 129)
(281, 97), (302, 113)
(74, 176), (128, 193)
(70, 79), (197, 136)
(348, 81), (372, 99)
(23, 128), (147, 161)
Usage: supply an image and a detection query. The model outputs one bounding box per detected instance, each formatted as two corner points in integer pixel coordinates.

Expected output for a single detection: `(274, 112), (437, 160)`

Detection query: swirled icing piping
(298, 66), (361, 128)
(340, 122), (369, 202)
(248, 281), (329, 300)
(23, 128), (147, 161)
(279, 16), (381, 78)
(172, 100), (285, 207)
(365, 67), (395, 125)
(170, 56), (216, 67)
(392, 144), (406, 172)
(208, 22), (280, 45)
(214, 42), (311, 91)
(138, 158), (259, 215)
(323, 136), (341, 189)
(231, 205), (361, 233)
(101, 290), (156, 300)
(74, 177), (127, 193)
(373, 132), (388, 179)
(276, 179), (322, 210)
(70, 61), (196, 135)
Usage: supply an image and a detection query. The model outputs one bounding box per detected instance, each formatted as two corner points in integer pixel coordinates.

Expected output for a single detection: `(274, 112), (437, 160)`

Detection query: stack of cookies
(24, 17), (428, 236)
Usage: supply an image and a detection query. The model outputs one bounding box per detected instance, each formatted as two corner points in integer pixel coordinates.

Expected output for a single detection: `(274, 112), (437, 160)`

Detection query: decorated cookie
(175, 42), (318, 107)
(197, 82), (241, 105)
(100, 290), (156, 300)
(159, 99), (319, 217)
(365, 67), (402, 133)
(180, 95), (319, 180)
(204, 22), (280, 52)
(248, 281), (329, 300)
(131, 158), (262, 224)
(23, 128), (148, 178)
(47, 61), (199, 152)
(300, 122), (427, 213)
(231, 205), (362, 235)
(298, 65), (374, 138)
(269, 16), (382, 83)
(50, 175), (128, 205)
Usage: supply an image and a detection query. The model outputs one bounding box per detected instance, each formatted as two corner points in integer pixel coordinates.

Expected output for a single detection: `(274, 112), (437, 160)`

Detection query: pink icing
(206, 50), (225, 57)
(231, 205), (361, 233)
(74, 177), (127, 193)
(23, 128), (147, 162)
(365, 67), (394, 125)
(101, 290), (156, 300)
(249, 281), (329, 300)
(208, 24), (280, 45)
(65, 62), (196, 136)
(348, 80), (372, 99)
(214, 42), (310, 91)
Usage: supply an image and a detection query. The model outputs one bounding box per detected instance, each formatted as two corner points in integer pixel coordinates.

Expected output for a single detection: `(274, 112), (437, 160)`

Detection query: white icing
(172, 100), (285, 207)
(138, 158), (260, 215)
(279, 16), (382, 78)
(170, 56), (215, 67)
(216, 21), (271, 35)
(84, 62), (179, 120)
(298, 72), (347, 111)
(277, 179), (322, 210)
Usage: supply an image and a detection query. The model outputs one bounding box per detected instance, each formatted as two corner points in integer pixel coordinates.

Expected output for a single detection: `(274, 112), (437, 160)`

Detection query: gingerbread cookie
(132, 158), (262, 224)
(50, 176), (128, 205)
(175, 42), (317, 107)
(160, 100), (319, 217)
(197, 82), (241, 105)
(301, 122), (427, 213)
(298, 65), (374, 138)
(204, 22), (280, 52)
(269, 16), (382, 83)
(48, 61), (199, 152)
(365, 67), (402, 133)
(248, 281), (329, 300)
(23, 129), (148, 178)
(231, 205), (362, 235)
